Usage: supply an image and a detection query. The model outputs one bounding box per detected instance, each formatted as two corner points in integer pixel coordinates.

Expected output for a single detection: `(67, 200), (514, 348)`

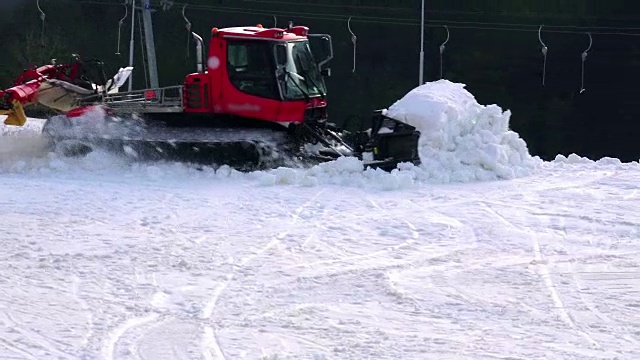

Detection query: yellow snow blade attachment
(1, 80), (94, 127)
(1, 100), (27, 126)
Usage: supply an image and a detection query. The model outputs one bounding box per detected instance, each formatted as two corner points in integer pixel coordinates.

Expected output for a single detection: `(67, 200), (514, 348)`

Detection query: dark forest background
(0, 0), (638, 161)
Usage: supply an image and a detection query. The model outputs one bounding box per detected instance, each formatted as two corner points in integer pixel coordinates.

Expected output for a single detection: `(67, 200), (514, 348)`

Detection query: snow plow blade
(348, 110), (421, 171)
(0, 100), (27, 126)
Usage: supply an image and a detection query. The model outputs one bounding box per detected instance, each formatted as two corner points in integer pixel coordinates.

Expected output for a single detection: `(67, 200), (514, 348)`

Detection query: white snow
(384, 79), (542, 182)
(1, 80), (640, 360)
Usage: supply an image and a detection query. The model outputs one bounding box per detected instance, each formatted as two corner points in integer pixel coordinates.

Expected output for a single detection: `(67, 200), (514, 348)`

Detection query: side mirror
(321, 68), (331, 77)
(308, 34), (333, 69)
(318, 37), (332, 62)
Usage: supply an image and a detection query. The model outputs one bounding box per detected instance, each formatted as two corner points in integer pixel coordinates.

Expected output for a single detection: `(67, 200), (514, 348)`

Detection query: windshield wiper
(295, 53), (325, 99)
(285, 70), (310, 102)
(303, 70), (324, 99)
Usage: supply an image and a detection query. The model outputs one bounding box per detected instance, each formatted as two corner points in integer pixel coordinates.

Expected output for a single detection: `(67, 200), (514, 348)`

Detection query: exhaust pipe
(191, 32), (204, 73)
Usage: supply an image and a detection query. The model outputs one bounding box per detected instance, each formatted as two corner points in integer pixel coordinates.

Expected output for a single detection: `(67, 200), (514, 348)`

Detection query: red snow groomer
(1, 24), (420, 171)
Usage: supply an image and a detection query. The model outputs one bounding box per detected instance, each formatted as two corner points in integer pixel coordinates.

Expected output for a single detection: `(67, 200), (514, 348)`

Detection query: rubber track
(41, 115), (310, 171)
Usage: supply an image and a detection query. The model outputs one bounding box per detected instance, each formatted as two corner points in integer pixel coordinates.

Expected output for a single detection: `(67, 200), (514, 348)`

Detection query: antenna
(36, 0), (46, 47)
(348, 16), (357, 74)
(273, 15), (277, 28)
(538, 25), (548, 86)
(182, 4), (192, 59)
(439, 25), (449, 79)
(580, 32), (593, 94)
(116, 1), (129, 55)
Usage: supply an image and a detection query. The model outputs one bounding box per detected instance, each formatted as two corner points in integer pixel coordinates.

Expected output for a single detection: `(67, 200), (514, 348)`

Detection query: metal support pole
(419, 0), (425, 85)
(128, 0), (136, 91)
(142, 0), (159, 89)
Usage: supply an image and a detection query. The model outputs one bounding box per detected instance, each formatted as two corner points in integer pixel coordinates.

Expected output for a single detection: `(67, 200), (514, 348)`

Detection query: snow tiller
(1, 24), (420, 171)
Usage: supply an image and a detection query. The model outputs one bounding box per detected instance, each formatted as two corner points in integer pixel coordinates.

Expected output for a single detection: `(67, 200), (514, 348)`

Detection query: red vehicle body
(180, 25), (328, 126)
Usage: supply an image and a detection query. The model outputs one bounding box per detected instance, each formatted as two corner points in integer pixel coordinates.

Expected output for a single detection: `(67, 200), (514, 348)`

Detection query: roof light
(211, 27), (219, 36)
(256, 24), (263, 28)
(288, 26), (309, 37)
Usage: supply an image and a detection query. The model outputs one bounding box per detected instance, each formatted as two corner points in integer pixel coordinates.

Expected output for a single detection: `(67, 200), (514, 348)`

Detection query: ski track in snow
(2, 163), (639, 359)
(482, 201), (600, 348)
(199, 189), (328, 360)
(2, 118), (640, 359)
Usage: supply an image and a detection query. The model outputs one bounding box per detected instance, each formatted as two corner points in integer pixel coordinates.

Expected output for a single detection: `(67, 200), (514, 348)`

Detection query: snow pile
(552, 153), (624, 166)
(384, 79), (542, 182)
(550, 153), (639, 172)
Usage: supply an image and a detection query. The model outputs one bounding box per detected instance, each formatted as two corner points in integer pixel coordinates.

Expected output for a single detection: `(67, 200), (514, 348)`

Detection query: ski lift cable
(116, 1), (129, 55)
(580, 32), (593, 94)
(182, 4), (192, 59)
(538, 25), (548, 86)
(348, 16), (357, 74)
(36, 0), (46, 46)
(167, 1), (640, 32)
(78, 0), (640, 36)
(234, 0), (640, 21)
(439, 25), (449, 79)
(80, 0), (640, 23)
(237, 0), (418, 12)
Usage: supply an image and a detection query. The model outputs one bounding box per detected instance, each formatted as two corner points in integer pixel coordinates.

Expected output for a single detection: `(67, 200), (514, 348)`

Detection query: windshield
(277, 40), (326, 101)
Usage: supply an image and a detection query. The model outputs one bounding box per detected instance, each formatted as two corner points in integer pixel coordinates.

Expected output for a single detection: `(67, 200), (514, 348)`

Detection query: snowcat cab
(175, 24), (332, 129)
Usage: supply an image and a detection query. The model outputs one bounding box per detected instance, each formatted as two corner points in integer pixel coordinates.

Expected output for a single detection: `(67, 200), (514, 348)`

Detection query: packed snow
(1, 80), (640, 359)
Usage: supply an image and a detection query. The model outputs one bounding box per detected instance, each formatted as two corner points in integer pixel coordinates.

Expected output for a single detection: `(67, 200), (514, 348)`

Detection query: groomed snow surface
(1, 80), (640, 359)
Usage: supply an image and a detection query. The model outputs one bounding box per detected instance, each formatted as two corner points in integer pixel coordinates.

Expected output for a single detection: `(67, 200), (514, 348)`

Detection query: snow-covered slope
(1, 81), (640, 360)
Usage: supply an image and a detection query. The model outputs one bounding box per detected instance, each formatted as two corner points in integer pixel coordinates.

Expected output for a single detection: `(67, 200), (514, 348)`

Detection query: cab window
(227, 40), (279, 100)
